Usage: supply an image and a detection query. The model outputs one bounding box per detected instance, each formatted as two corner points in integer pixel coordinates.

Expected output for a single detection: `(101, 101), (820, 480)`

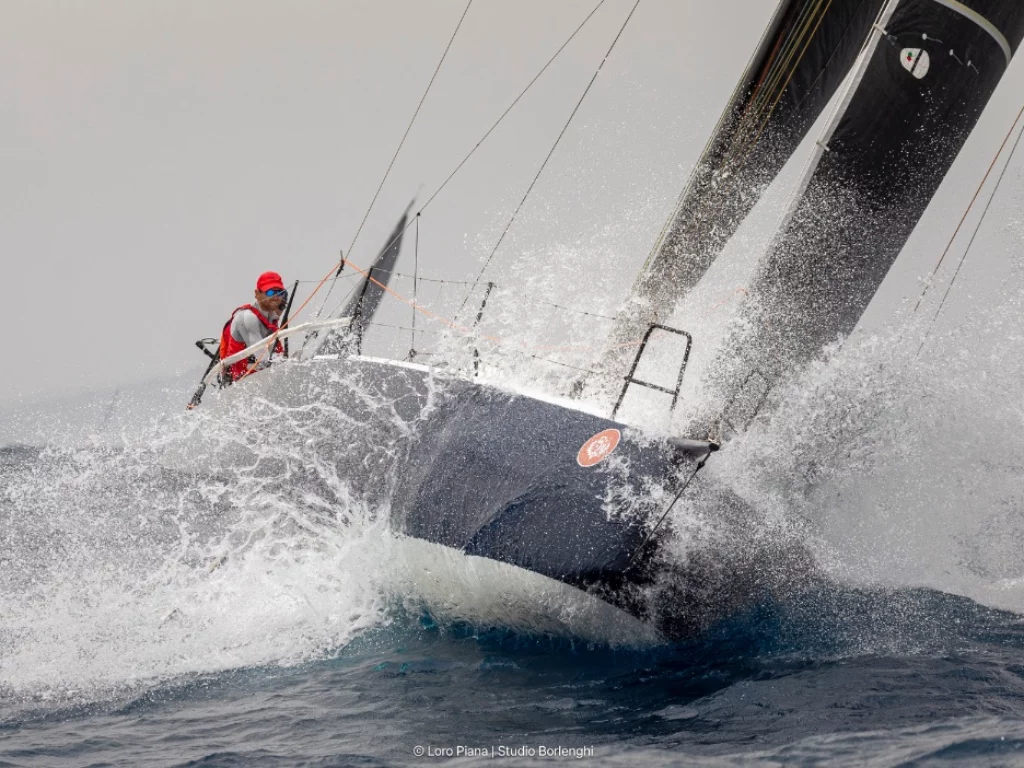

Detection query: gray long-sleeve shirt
(229, 306), (281, 350)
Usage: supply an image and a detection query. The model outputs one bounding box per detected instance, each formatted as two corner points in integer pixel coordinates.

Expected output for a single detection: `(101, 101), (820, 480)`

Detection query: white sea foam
(0, 358), (656, 704)
(4, 223), (1024, 702)
(706, 285), (1024, 615)
(0, 366), (406, 700)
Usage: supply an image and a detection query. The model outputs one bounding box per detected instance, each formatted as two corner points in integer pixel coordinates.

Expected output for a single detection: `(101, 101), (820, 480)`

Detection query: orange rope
(327, 260), (752, 355)
(913, 97), (1024, 313)
(699, 286), (748, 318)
(338, 256), (637, 354)
(338, 257), (479, 336)
(284, 258), (346, 330)
(235, 258), (752, 381)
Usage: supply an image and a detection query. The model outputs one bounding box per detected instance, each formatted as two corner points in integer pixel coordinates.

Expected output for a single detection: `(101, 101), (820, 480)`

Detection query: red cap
(256, 271), (285, 292)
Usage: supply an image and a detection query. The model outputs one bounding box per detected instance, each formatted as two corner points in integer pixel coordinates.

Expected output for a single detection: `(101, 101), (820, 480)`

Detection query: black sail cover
(312, 202), (413, 357)
(592, 0), (887, 390)
(698, 0), (1024, 432)
(340, 203), (412, 353)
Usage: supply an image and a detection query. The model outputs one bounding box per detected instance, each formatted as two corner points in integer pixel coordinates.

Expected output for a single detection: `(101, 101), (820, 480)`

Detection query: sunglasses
(264, 288), (288, 298)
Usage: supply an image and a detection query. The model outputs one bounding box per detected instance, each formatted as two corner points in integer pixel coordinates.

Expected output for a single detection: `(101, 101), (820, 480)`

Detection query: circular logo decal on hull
(577, 428), (621, 467)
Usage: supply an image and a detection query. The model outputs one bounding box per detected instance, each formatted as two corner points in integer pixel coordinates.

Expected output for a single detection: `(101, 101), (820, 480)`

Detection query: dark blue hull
(391, 377), (697, 595)
(210, 356), (808, 640)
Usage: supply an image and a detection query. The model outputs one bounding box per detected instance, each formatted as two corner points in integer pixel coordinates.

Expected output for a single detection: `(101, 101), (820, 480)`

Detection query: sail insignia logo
(577, 428), (621, 467)
(901, 48), (930, 79)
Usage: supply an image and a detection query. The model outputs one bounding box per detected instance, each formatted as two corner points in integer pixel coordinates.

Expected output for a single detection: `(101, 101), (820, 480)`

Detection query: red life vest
(219, 304), (285, 382)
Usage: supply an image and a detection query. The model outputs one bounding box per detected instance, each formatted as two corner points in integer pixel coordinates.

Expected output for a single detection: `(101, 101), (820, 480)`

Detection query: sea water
(3, 317), (1024, 767)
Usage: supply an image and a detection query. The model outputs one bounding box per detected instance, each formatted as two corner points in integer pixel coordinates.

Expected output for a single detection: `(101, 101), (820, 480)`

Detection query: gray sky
(3, 0), (1023, 407)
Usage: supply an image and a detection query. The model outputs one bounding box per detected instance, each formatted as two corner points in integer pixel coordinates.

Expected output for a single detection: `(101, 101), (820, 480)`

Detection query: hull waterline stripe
(930, 0), (1011, 65)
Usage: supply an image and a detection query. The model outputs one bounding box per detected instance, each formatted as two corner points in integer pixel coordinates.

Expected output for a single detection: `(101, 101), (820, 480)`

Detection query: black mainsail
(696, 0), (1024, 433)
(592, 0), (889, 392)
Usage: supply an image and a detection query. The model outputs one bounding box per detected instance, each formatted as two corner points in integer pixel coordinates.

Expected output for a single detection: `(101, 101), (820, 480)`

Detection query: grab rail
(611, 324), (692, 419)
(202, 317), (352, 385)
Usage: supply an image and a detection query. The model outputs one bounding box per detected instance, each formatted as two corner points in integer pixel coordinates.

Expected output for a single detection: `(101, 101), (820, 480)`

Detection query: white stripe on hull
(384, 534), (665, 647)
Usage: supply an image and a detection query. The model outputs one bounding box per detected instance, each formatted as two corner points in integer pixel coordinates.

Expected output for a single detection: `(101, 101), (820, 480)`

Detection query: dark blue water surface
(4, 585), (1024, 767)
(5, 346), (1024, 768)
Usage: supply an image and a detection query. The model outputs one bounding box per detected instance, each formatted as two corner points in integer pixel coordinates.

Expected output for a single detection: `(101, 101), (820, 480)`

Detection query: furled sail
(336, 201), (414, 353)
(590, 0), (889, 394)
(695, 0), (1024, 435)
(302, 202), (413, 359)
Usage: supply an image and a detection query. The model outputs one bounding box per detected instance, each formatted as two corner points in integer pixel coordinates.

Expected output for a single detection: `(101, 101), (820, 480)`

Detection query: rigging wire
(931, 125), (1024, 316)
(409, 214), (421, 359)
(346, 0), (472, 259)
(912, 97), (1024, 315)
(308, 0), (608, 322)
(315, 0), (473, 319)
(368, 321), (443, 335)
(414, 0), (608, 219)
(467, 281), (619, 321)
(391, 272), (470, 285)
(638, 0), (841, 284)
(519, 297), (616, 322)
(635, 0), (792, 278)
(321, 265), (616, 321)
(304, 268), (469, 285)
(294, 274), (362, 285)
(622, 450), (712, 574)
(916, 108), (1024, 354)
(455, 0), (643, 321)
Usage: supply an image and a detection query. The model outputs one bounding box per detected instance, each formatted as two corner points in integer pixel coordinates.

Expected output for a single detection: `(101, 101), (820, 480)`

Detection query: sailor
(218, 271), (288, 383)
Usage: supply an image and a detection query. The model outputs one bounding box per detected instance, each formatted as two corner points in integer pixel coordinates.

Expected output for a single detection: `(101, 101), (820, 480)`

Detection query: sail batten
(931, 0), (1011, 62)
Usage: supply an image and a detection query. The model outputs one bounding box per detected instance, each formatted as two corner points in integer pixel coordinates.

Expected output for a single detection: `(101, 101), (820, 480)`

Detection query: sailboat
(194, 0), (1024, 641)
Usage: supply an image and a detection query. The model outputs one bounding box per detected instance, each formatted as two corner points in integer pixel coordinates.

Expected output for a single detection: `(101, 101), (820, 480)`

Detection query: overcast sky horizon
(3, 0), (1023, 409)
